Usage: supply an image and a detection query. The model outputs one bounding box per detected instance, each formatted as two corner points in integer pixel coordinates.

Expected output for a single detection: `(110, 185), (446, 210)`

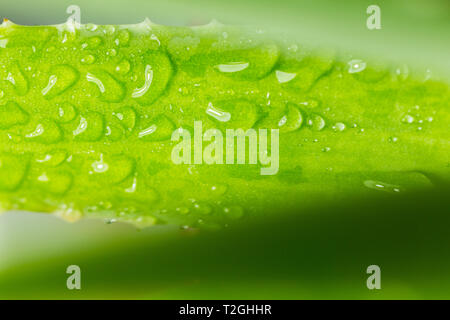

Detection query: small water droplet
(402, 114), (415, 124)
(73, 112), (105, 141)
(307, 114), (326, 131)
(115, 59), (131, 74)
(216, 62), (249, 73)
(80, 55), (95, 65)
(138, 115), (175, 141)
(364, 180), (402, 193)
(87, 70), (125, 102)
(0, 101), (29, 129)
(132, 65), (153, 98)
(388, 136), (398, 143)
(348, 59), (366, 73)
(91, 154), (109, 173)
(332, 122), (346, 132)
(223, 206), (244, 219)
(25, 120), (62, 144)
(206, 102), (231, 122)
(176, 207), (190, 215)
(42, 65), (79, 99)
(57, 103), (77, 123)
(275, 70), (296, 83)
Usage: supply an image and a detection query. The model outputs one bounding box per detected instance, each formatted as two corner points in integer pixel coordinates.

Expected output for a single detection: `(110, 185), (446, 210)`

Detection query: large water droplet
(364, 180), (401, 193)
(57, 103), (77, 123)
(138, 114), (175, 141)
(401, 114), (415, 124)
(90, 154), (135, 184)
(80, 55), (95, 65)
(36, 170), (73, 195)
(114, 106), (136, 131)
(332, 122), (346, 132)
(115, 30), (130, 46)
(87, 70), (125, 103)
(132, 51), (172, 105)
(115, 59), (131, 75)
(73, 112), (105, 141)
(0, 101), (29, 129)
(275, 70), (297, 83)
(307, 114), (326, 131)
(206, 102), (231, 122)
(36, 149), (68, 167)
(6, 62), (28, 95)
(0, 153), (29, 191)
(25, 120), (62, 144)
(347, 59), (366, 73)
(223, 206), (244, 219)
(278, 103), (303, 132)
(216, 62), (249, 73)
(42, 65), (79, 99)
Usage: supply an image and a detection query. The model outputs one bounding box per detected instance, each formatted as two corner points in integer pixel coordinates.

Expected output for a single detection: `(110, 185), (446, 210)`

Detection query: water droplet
(0, 101), (29, 129)
(388, 136), (398, 143)
(132, 51), (172, 105)
(106, 48), (117, 57)
(36, 170), (73, 195)
(193, 202), (212, 215)
(299, 99), (320, 109)
(206, 102), (231, 122)
(6, 62), (29, 95)
(332, 122), (346, 132)
(211, 184), (228, 195)
(91, 154), (109, 173)
(36, 150), (68, 167)
(7, 133), (23, 143)
(115, 59), (131, 74)
(364, 180), (402, 193)
(57, 103), (77, 123)
(216, 62), (249, 73)
(0, 153), (28, 191)
(105, 124), (124, 141)
(176, 207), (189, 215)
(115, 30), (130, 46)
(307, 114), (326, 131)
(278, 103), (303, 132)
(104, 25), (116, 35)
(223, 206), (244, 219)
(275, 70), (296, 83)
(87, 70), (125, 102)
(348, 59), (366, 73)
(25, 120), (62, 144)
(395, 64), (409, 81)
(80, 54), (95, 65)
(85, 24), (98, 32)
(402, 114), (415, 124)
(42, 65), (79, 99)
(138, 114), (175, 141)
(90, 154), (135, 184)
(73, 112), (105, 141)
(114, 106), (136, 131)
(131, 64), (153, 98)
(105, 218), (117, 224)
(124, 176), (138, 193)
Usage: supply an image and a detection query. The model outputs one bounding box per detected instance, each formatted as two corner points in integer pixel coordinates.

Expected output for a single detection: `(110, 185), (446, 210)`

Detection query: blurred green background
(0, 0), (449, 299)
(1, 0), (449, 77)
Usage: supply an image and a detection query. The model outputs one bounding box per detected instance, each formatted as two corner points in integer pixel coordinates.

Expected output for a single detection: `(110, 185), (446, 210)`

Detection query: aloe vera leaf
(0, 21), (448, 227)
